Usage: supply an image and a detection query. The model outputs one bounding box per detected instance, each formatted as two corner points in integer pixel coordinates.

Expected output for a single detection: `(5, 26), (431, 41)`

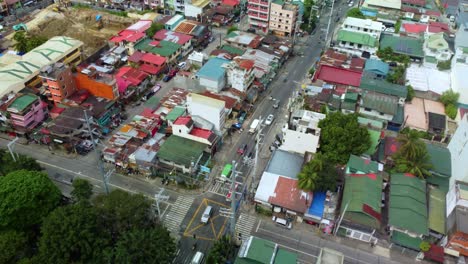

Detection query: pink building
(268, 0), (298, 36)
(109, 20), (153, 55)
(7, 94), (47, 131)
(247, 0), (271, 31)
(144, 0), (164, 9)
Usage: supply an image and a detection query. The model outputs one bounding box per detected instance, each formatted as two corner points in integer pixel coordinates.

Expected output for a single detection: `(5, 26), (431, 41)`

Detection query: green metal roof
(134, 38), (181, 57)
(392, 104), (405, 125)
(428, 187), (446, 234)
(235, 236), (299, 264)
(337, 30), (378, 47)
(358, 117), (384, 129)
(364, 59), (390, 76)
(361, 92), (398, 115)
(341, 173), (383, 228)
(425, 143), (451, 177)
(157, 136), (207, 167)
(226, 31), (239, 39)
(365, 129), (381, 155)
(344, 92), (359, 102)
(346, 154), (380, 174)
(360, 77), (407, 98)
(379, 34), (424, 58)
(144, 96), (160, 109)
(391, 230), (422, 250)
(221, 44), (245, 56)
(166, 106), (186, 122)
(9, 94), (38, 112)
(274, 248), (297, 264)
(389, 173), (428, 235)
(272, 0), (285, 5)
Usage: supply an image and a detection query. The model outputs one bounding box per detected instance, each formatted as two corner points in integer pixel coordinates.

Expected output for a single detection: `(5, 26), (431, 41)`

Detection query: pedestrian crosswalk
(208, 180), (230, 196)
(163, 196), (194, 234)
(236, 213), (257, 243)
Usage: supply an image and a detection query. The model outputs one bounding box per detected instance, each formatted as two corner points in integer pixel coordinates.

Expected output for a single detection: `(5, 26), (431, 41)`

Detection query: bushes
(445, 104), (458, 119)
(437, 59), (451, 70)
(439, 90), (459, 119)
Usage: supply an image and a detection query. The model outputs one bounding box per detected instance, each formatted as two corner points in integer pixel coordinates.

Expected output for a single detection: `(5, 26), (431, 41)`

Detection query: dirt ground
(24, 5), (136, 56)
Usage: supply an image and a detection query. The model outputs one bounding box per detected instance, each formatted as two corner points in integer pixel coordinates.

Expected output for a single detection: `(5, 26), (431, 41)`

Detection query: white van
(200, 206), (213, 224)
(272, 216), (292, 229)
(191, 251), (204, 264)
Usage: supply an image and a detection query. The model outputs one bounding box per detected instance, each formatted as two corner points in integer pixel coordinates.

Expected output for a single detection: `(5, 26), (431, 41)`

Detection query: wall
(187, 100), (225, 131)
(359, 107), (394, 121)
(184, 4), (203, 18)
(199, 76), (225, 93)
(9, 98), (46, 129)
(448, 115), (468, 189)
(74, 73), (119, 100)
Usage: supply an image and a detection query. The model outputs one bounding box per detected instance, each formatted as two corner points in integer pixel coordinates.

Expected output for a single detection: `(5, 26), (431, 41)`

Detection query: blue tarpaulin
(306, 192), (326, 219)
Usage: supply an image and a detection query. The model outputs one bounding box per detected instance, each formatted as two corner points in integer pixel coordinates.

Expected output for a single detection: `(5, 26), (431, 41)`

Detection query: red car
(237, 144), (247, 155)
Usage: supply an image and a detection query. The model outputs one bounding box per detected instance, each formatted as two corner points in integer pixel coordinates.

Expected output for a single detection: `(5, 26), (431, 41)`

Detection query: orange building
(39, 63), (77, 104)
(74, 69), (119, 100)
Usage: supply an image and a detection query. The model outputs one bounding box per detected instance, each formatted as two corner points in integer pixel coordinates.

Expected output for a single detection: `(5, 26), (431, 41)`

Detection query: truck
(249, 119), (260, 134)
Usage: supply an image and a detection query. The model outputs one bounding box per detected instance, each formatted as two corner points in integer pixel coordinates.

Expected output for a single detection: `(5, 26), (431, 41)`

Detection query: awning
(391, 231), (422, 250)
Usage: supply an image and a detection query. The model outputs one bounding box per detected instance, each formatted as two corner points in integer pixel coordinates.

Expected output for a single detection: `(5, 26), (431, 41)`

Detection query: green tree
(346, 8), (365, 19)
(71, 178), (93, 203)
(94, 190), (152, 239)
(445, 103), (458, 119)
(0, 230), (28, 263)
(38, 204), (111, 263)
(406, 85), (415, 102)
(394, 151), (432, 179)
(111, 227), (176, 263)
(297, 153), (336, 192)
(227, 26), (238, 34)
(298, 162), (319, 191)
(206, 236), (233, 264)
(318, 112), (371, 164)
(146, 23), (164, 37)
(397, 129), (426, 161)
(394, 19), (402, 33)
(437, 59), (451, 70)
(440, 90), (460, 106)
(13, 31), (28, 53)
(0, 149), (42, 176)
(0, 170), (61, 230)
(386, 65), (406, 84)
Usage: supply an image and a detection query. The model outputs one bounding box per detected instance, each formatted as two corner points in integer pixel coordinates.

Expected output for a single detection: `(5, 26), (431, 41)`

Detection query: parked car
(273, 100), (280, 109)
(237, 144), (247, 155)
(178, 62), (187, 69)
(348, 1), (354, 6)
(389, 61), (398, 67)
(163, 75), (172, 82)
(265, 114), (274, 125)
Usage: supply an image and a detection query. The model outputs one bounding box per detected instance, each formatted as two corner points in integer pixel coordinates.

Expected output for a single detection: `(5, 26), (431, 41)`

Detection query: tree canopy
(439, 90), (459, 119)
(206, 236), (234, 264)
(13, 31), (47, 53)
(227, 26), (238, 34)
(146, 23), (164, 37)
(0, 149), (42, 176)
(392, 131), (432, 179)
(38, 204), (111, 263)
(0, 230), (29, 264)
(71, 178), (93, 203)
(318, 112), (371, 164)
(0, 170), (61, 230)
(346, 8), (365, 19)
(298, 153), (337, 192)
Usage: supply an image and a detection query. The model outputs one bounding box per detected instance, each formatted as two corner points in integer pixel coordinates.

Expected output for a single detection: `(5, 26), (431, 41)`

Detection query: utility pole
(334, 201), (349, 236)
(154, 188), (170, 220)
(324, 0), (335, 46)
(230, 160), (238, 236)
(7, 137), (19, 162)
(252, 117), (264, 185)
(83, 110), (112, 194)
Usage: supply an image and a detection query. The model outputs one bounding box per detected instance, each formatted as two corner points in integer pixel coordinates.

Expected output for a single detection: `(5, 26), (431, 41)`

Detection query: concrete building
(195, 57), (230, 92)
(39, 63), (77, 105)
(153, 29), (194, 57)
(171, 116), (219, 146)
(6, 94), (47, 131)
(268, 0), (298, 37)
(336, 18), (383, 57)
(451, 23), (468, 105)
(362, 0), (402, 10)
(109, 20), (152, 55)
(185, 0), (211, 19)
(423, 32), (453, 64)
(186, 93), (226, 132)
(247, 0), (271, 31)
(165, 15), (185, 30)
(0, 36), (83, 98)
(224, 58), (255, 92)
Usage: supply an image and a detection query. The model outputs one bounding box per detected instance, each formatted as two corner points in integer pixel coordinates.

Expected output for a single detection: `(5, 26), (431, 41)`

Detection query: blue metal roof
(196, 57), (230, 80)
(307, 192), (326, 218)
(364, 59), (390, 75)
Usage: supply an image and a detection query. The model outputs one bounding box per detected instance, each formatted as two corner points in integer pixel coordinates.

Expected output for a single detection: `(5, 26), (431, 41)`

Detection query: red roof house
(402, 23), (428, 34)
(153, 29), (193, 45)
(428, 22), (450, 33)
(268, 177), (313, 214)
(110, 30), (146, 44)
(314, 65), (362, 87)
(222, 0), (240, 6)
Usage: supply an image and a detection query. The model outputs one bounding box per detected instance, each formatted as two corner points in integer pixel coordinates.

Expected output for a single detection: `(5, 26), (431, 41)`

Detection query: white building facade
(186, 93), (226, 132)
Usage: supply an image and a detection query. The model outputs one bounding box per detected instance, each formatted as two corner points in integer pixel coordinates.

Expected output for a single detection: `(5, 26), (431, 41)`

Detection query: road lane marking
(274, 242), (318, 258)
(210, 218), (217, 239)
(184, 198), (205, 236)
(257, 227), (322, 250)
(256, 219), (262, 232)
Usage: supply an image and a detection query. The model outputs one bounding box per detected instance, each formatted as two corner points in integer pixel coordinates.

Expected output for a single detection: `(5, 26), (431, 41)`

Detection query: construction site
(12, 4), (138, 56)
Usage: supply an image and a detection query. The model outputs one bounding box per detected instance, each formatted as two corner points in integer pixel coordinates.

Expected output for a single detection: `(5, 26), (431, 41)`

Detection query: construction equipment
(52, 6), (63, 12)
(13, 23), (27, 31)
(95, 14), (103, 30)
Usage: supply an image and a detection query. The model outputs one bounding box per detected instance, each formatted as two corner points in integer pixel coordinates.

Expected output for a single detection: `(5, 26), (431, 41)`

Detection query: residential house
(0, 36), (83, 99)
(446, 181), (468, 257)
(171, 116), (219, 148)
(404, 98), (446, 132)
(199, 91), (237, 117)
(359, 92), (399, 122)
(47, 107), (88, 141)
(138, 53), (168, 76)
(74, 67), (119, 100)
(166, 105), (187, 125)
(341, 92), (359, 114)
(259, 35), (293, 65)
(402, 0), (426, 7)
(39, 63), (77, 105)
(335, 17), (383, 57)
(359, 77), (407, 104)
(224, 31), (263, 49)
(247, 0), (271, 31)
(241, 48), (279, 86)
(186, 93), (226, 132)
(6, 94), (47, 132)
(115, 66), (150, 100)
(424, 32), (453, 65)
(451, 23), (468, 105)
(157, 135), (208, 173)
(144, 0), (164, 9)
(363, 0), (402, 10)
(134, 38), (182, 63)
(206, 5), (234, 26)
(185, 0), (211, 19)
(268, 0), (298, 37)
(164, 15), (184, 30)
(224, 58), (255, 92)
(364, 59), (390, 79)
(425, 142), (452, 193)
(109, 20), (152, 55)
(279, 109), (325, 155)
(195, 57), (230, 92)
(380, 34), (424, 60)
(313, 65), (362, 87)
(388, 173), (428, 250)
(448, 114), (468, 189)
(173, 20), (211, 47)
(98, 46), (128, 69)
(153, 29), (194, 57)
(234, 236), (298, 263)
(188, 51), (206, 66)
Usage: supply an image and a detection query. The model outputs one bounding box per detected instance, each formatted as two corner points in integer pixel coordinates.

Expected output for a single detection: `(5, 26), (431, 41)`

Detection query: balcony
(258, 7), (269, 13)
(248, 5), (259, 10)
(248, 0), (260, 3)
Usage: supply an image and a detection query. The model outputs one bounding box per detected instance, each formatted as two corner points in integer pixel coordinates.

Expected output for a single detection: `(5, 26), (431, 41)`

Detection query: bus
(221, 164), (232, 181)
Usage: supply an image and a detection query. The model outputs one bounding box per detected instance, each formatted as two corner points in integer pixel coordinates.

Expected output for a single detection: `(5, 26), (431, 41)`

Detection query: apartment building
(247, 0), (271, 31)
(268, 0), (298, 36)
(336, 17), (383, 57)
(39, 63), (77, 105)
(6, 94), (47, 131)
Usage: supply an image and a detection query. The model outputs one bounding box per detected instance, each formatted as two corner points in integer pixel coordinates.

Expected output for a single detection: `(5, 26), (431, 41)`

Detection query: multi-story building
(6, 94), (47, 131)
(39, 63), (77, 105)
(143, 0), (164, 9)
(423, 32), (453, 65)
(186, 93), (226, 133)
(224, 58), (255, 92)
(185, 0), (211, 19)
(268, 0), (298, 37)
(336, 17), (383, 57)
(247, 0), (271, 31)
(109, 20), (152, 55)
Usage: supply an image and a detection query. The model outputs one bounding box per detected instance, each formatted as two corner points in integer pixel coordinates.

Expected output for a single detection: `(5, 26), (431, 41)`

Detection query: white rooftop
(254, 172), (280, 204)
(451, 63), (468, 104)
(127, 20), (152, 32)
(343, 17), (383, 31)
(364, 0), (401, 9)
(406, 63), (451, 95)
(279, 129), (320, 155)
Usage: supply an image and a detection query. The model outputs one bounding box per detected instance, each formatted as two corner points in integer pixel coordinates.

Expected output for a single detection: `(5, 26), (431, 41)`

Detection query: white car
(178, 61), (187, 69)
(348, 1), (354, 6)
(265, 114), (274, 125)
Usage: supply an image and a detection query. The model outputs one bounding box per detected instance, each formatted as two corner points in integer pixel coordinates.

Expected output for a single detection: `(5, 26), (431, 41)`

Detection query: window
(357, 44), (362, 48)
(364, 107), (372, 112)
(379, 112), (385, 116)
(285, 26), (288, 29)
(364, 28), (368, 32)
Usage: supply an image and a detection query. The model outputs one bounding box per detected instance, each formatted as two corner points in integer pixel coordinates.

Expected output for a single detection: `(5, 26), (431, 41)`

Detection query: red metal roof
(110, 30), (145, 43)
(190, 127), (214, 140)
(425, 10), (441, 16)
(402, 23), (427, 33)
(428, 22), (450, 33)
(314, 65), (362, 87)
(402, 0), (425, 6)
(222, 0), (239, 6)
(128, 51), (145, 63)
(153, 29), (193, 45)
(139, 64), (163, 75)
(141, 53), (166, 66)
(200, 91), (237, 109)
(268, 177), (312, 214)
(174, 21), (197, 35)
(237, 58), (255, 70)
(116, 66), (148, 86)
(350, 57), (365, 72)
(173, 116), (193, 126)
(348, 173), (378, 180)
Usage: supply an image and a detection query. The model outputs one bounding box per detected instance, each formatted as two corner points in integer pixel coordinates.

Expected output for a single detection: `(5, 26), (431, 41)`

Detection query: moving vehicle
(201, 206), (213, 224)
(265, 114), (274, 125)
(178, 62), (187, 69)
(237, 144), (247, 155)
(191, 251), (205, 264)
(249, 119), (260, 134)
(272, 216), (292, 229)
(221, 163), (232, 181)
(226, 183), (239, 202)
(348, 1), (354, 6)
(273, 100), (280, 109)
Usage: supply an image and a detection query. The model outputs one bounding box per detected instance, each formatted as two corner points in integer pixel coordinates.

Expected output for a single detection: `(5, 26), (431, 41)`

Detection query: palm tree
(397, 130), (426, 161)
(297, 163), (318, 192)
(394, 151), (432, 179)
